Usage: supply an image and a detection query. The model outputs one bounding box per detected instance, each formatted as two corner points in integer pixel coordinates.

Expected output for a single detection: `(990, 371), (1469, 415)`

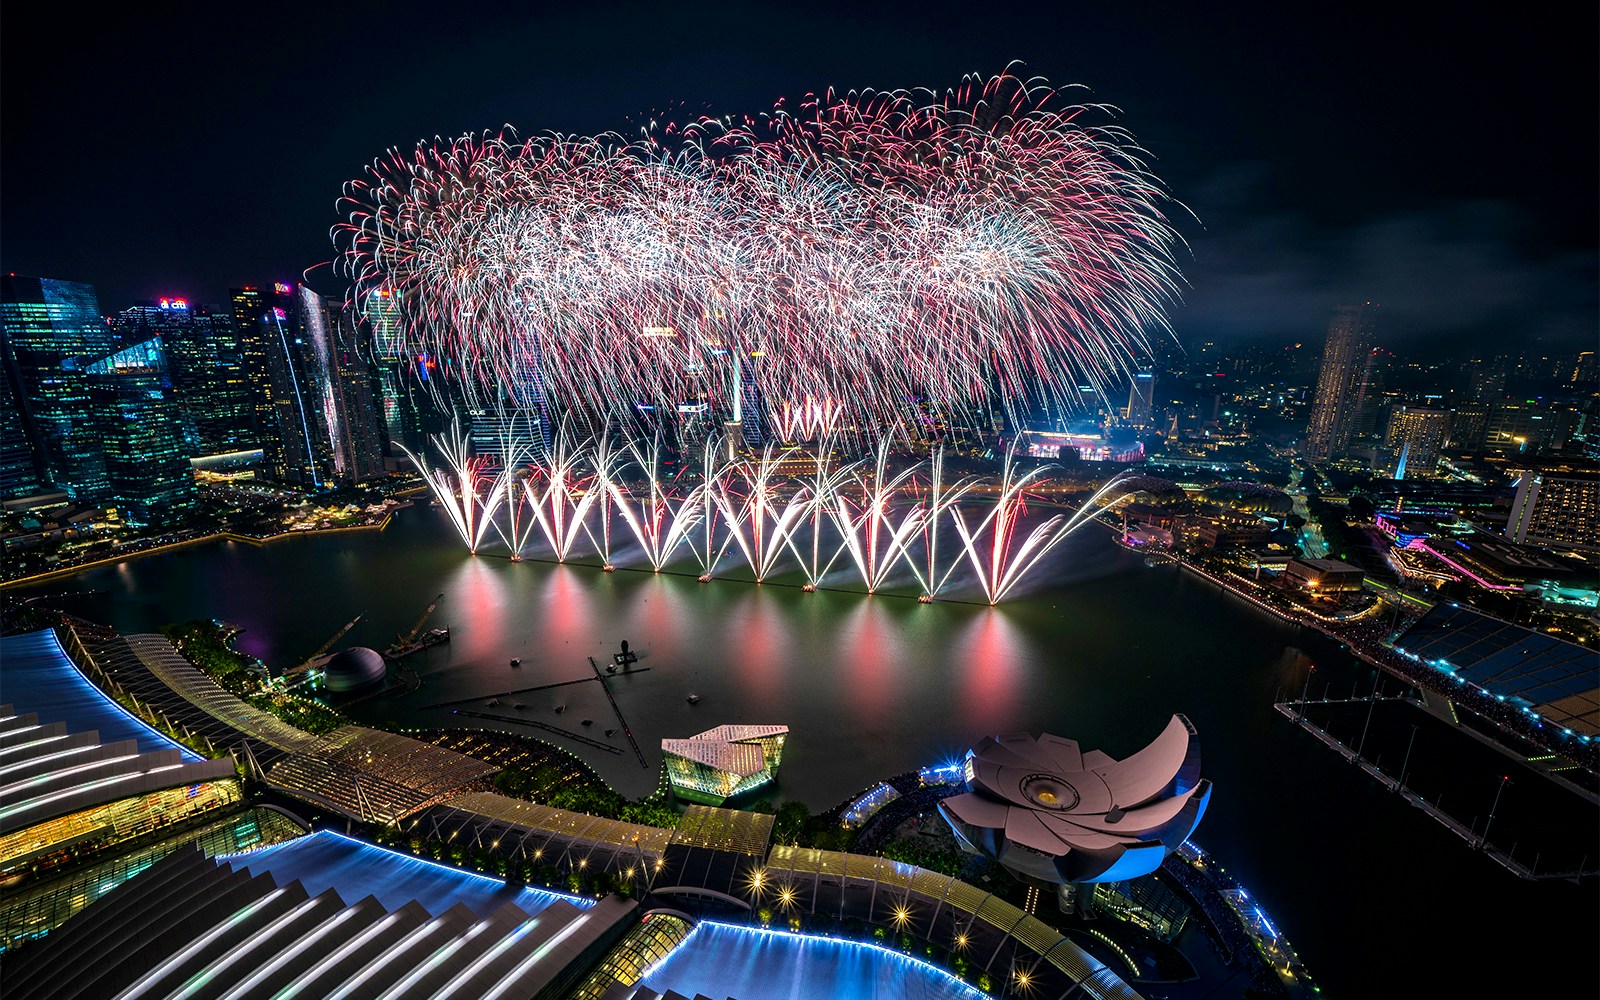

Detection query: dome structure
(1203, 481), (1292, 514)
(323, 647), (386, 693)
(1108, 475), (1185, 504)
(937, 715), (1210, 886)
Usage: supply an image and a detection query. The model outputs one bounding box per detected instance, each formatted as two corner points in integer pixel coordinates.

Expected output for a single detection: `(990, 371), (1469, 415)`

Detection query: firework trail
(334, 70), (1184, 440)
(835, 438), (928, 593)
(612, 434), (706, 572)
(405, 426), (1136, 604)
(399, 420), (507, 554)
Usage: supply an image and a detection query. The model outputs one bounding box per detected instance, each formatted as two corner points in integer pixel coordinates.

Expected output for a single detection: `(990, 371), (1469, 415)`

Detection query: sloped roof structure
(659, 726), (788, 780)
(1395, 603), (1599, 737)
(2, 834), (635, 1000)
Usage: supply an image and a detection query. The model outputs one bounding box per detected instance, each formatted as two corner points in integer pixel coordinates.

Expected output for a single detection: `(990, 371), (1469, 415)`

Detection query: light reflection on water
(30, 503), (1600, 998)
(29, 505), (1207, 805)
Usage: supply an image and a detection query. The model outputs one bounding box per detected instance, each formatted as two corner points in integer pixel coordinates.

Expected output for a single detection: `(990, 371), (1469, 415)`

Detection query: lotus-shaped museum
(938, 715), (1211, 886)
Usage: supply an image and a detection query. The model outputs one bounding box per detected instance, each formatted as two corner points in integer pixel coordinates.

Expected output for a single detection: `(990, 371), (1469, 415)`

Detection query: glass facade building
(230, 284), (297, 479)
(0, 779), (243, 877)
(364, 287), (426, 456)
(0, 275), (117, 499)
(82, 336), (198, 523)
(661, 725), (788, 805)
(0, 365), (41, 497)
(0, 806), (303, 954)
(113, 301), (254, 456)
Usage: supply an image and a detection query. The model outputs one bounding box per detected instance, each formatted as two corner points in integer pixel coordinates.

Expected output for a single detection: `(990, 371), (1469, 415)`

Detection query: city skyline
(2, 3), (1595, 353)
(0, 7), (1595, 999)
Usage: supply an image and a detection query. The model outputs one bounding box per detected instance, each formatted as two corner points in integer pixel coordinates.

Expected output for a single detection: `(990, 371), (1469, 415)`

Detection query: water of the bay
(22, 504), (1597, 998)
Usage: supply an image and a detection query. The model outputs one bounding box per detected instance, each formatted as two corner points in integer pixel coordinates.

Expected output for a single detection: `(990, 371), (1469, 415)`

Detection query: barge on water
(385, 626), (450, 659)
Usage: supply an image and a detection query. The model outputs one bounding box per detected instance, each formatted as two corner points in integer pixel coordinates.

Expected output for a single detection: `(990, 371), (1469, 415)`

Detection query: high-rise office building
(467, 339), (547, 465)
(0, 366), (41, 497)
(1505, 473), (1599, 553)
(0, 275), (116, 499)
(736, 351), (765, 449)
(231, 283), (298, 471)
(227, 284), (382, 487)
(1464, 354), (1510, 405)
(1485, 401), (1572, 454)
(263, 288), (332, 486)
(1385, 405), (1451, 479)
(329, 333), (386, 483)
(364, 288), (425, 456)
(84, 336), (197, 524)
(1571, 351), (1597, 388)
(1304, 304), (1377, 459)
(1124, 371), (1156, 428)
(1444, 402), (1489, 452)
(112, 299), (253, 456)
(235, 286), (389, 487)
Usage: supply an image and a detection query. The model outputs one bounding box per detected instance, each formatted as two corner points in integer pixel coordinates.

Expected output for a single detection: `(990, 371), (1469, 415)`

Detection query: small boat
(687, 694), (700, 705)
(510, 658), (521, 667)
(513, 702), (526, 710)
(487, 698), (501, 707)
(605, 728), (616, 737)
(581, 719), (593, 727)
(554, 704), (566, 713)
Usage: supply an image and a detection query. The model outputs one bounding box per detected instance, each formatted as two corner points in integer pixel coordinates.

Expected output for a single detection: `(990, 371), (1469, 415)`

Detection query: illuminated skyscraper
(468, 342), (546, 464)
(225, 285), (386, 487)
(231, 284), (297, 471)
(1465, 354), (1510, 404)
(0, 275), (115, 499)
(112, 299), (253, 456)
(1447, 402), (1490, 451)
(1385, 405), (1450, 479)
(1571, 351), (1597, 388)
(0, 367), (40, 497)
(736, 351), (765, 448)
(1124, 371), (1156, 428)
(84, 336), (197, 523)
(1304, 304), (1377, 459)
(1485, 401), (1568, 454)
(1506, 473), (1599, 553)
(364, 287), (425, 455)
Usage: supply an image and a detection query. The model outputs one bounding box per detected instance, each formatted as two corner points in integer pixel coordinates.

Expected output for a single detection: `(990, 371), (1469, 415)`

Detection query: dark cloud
(1175, 165), (1597, 351)
(2, 1), (1594, 351)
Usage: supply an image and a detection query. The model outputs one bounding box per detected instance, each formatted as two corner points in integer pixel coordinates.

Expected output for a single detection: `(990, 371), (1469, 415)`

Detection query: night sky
(3, 2), (1594, 352)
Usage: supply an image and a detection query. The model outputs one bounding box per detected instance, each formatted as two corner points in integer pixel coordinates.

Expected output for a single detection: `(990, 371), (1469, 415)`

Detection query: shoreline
(1, 515), (393, 590)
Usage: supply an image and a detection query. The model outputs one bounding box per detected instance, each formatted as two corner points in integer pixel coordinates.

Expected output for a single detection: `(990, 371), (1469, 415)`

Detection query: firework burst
(334, 70), (1184, 440)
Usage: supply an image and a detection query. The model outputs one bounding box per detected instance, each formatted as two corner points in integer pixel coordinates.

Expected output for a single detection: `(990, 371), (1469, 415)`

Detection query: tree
(773, 801), (811, 843)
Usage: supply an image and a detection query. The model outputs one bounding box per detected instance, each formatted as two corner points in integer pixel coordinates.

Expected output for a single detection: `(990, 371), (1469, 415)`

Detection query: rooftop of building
(1286, 558), (1363, 574)
(0, 629), (202, 761)
(1395, 603), (1599, 736)
(668, 805), (775, 858)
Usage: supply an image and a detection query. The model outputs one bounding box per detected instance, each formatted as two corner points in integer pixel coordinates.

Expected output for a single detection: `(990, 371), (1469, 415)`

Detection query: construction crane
(387, 594), (448, 658)
(285, 613), (363, 676)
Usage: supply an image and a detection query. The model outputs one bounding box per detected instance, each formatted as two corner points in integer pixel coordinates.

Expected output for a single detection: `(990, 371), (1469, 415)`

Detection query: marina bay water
(26, 503), (1596, 997)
